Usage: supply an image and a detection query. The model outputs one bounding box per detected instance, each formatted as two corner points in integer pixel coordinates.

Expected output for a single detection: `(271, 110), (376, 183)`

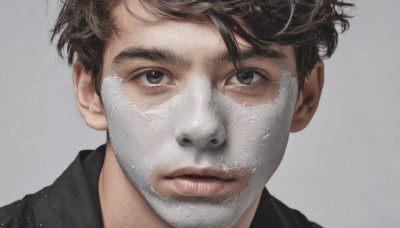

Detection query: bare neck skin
(99, 142), (261, 228)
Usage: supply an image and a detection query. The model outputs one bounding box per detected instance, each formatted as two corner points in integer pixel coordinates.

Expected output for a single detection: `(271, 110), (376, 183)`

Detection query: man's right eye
(136, 70), (171, 86)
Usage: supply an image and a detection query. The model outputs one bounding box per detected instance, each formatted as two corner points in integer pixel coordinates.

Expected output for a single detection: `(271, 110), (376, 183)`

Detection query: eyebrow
(112, 46), (286, 69)
(211, 47), (286, 66)
(113, 46), (191, 68)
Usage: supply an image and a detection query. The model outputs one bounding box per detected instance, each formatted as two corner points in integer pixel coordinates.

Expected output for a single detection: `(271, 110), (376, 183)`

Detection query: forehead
(102, 0), (296, 74)
(110, 2), (223, 50)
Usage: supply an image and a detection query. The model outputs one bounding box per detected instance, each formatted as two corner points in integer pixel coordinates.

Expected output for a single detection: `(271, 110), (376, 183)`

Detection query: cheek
(220, 76), (297, 178)
(100, 76), (172, 180)
(107, 104), (174, 166)
(223, 109), (290, 170)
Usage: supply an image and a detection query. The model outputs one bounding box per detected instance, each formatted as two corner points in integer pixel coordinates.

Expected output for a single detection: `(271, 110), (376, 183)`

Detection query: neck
(99, 141), (260, 228)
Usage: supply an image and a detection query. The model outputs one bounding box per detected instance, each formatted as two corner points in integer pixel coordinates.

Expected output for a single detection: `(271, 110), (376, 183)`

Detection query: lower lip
(167, 176), (231, 197)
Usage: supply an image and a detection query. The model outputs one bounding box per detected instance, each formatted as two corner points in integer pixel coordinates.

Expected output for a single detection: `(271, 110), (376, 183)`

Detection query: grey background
(0, 0), (399, 227)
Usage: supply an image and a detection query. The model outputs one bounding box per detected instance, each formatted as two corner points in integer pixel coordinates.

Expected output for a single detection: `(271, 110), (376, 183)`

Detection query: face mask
(101, 72), (298, 227)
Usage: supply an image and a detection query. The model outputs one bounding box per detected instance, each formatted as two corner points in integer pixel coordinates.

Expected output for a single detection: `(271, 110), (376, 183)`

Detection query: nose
(175, 115), (226, 149)
(174, 77), (226, 149)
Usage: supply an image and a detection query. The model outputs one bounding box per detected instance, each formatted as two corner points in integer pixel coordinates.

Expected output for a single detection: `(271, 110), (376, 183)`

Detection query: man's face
(100, 1), (299, 227)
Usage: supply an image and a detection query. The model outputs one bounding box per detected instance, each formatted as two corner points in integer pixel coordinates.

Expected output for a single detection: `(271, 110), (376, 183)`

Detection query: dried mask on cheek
(101, 72), (298, 227)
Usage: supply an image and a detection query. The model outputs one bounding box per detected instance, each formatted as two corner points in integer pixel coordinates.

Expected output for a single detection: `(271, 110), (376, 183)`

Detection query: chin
(134, 169), (268, 228)
(143, 188), (260, 228)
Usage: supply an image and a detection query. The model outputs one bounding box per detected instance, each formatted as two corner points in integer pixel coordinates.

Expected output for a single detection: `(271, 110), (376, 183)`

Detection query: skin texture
(72, 0), (325, 227)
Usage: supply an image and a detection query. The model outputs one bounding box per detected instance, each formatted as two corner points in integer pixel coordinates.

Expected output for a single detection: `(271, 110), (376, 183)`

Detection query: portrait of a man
(0, 0), (358, 227)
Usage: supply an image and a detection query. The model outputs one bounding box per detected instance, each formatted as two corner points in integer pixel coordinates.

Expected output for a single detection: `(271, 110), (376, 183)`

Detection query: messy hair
(51, 0), (353, 94)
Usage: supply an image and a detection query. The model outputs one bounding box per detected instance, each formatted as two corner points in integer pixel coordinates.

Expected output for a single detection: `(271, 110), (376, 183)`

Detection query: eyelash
(228, 69), (270, 84)
(127, 68), (174, 94)
(223, 69), (275, 97)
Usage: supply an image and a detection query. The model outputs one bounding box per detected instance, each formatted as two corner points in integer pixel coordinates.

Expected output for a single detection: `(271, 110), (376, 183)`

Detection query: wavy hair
(51, 0), (354, 93)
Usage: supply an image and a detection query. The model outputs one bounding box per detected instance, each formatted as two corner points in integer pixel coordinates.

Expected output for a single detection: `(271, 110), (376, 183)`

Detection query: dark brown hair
(51, 0), (353, 94)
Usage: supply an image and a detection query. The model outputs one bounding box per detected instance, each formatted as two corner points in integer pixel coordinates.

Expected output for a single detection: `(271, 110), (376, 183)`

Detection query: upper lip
(165, 167), (235, 181)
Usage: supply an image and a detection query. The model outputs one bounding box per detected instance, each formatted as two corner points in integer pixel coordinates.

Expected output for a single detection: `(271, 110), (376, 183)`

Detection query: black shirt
(0, 145), (321, 228)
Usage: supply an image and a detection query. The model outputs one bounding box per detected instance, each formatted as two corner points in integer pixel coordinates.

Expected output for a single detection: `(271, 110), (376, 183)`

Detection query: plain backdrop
(0, 1), (399, 227)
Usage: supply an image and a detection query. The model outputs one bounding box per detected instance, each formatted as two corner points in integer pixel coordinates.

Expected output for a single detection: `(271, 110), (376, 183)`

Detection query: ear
(73, 60), (108, 131)
(291, 61), (324, 132)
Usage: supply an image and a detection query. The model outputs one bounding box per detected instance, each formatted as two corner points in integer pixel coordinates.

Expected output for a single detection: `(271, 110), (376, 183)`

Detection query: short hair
(51, 0), (353, 94)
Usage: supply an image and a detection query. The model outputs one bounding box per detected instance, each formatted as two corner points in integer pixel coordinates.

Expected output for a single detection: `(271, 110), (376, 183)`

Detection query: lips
(167, 168), (235, 181)
(164, 168), (236, 197)
(151, 166), (250, 199)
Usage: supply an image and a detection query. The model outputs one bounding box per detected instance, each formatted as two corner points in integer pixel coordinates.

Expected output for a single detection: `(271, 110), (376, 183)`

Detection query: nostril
(183, 138), (191, 144)
(210, 139), (218, 145)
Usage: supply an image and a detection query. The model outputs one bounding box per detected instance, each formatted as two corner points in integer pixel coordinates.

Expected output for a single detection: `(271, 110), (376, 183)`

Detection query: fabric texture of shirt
(0, 145), (322, 228)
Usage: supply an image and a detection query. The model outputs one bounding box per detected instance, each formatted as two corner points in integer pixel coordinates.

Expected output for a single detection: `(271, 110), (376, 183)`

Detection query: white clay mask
(101, 72), (298, 227)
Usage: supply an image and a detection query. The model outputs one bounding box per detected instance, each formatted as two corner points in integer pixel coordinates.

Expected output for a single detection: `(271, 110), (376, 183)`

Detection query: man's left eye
(229, 71), (263, 85)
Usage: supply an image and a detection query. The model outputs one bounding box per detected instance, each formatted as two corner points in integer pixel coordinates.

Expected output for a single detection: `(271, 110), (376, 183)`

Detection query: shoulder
(251, 189), (323, 228)
(0, 197), (35, 228)
(272, 194), (321, 227)
(0, 145), (106, 228)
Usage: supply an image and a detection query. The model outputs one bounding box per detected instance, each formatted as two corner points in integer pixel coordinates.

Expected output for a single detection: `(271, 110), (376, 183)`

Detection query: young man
(0, 0), (352, 227)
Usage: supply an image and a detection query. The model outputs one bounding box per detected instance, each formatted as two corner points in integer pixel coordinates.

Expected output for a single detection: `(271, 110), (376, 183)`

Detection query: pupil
(146, 71), (163, 84)
(237, 72), (254, 84)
